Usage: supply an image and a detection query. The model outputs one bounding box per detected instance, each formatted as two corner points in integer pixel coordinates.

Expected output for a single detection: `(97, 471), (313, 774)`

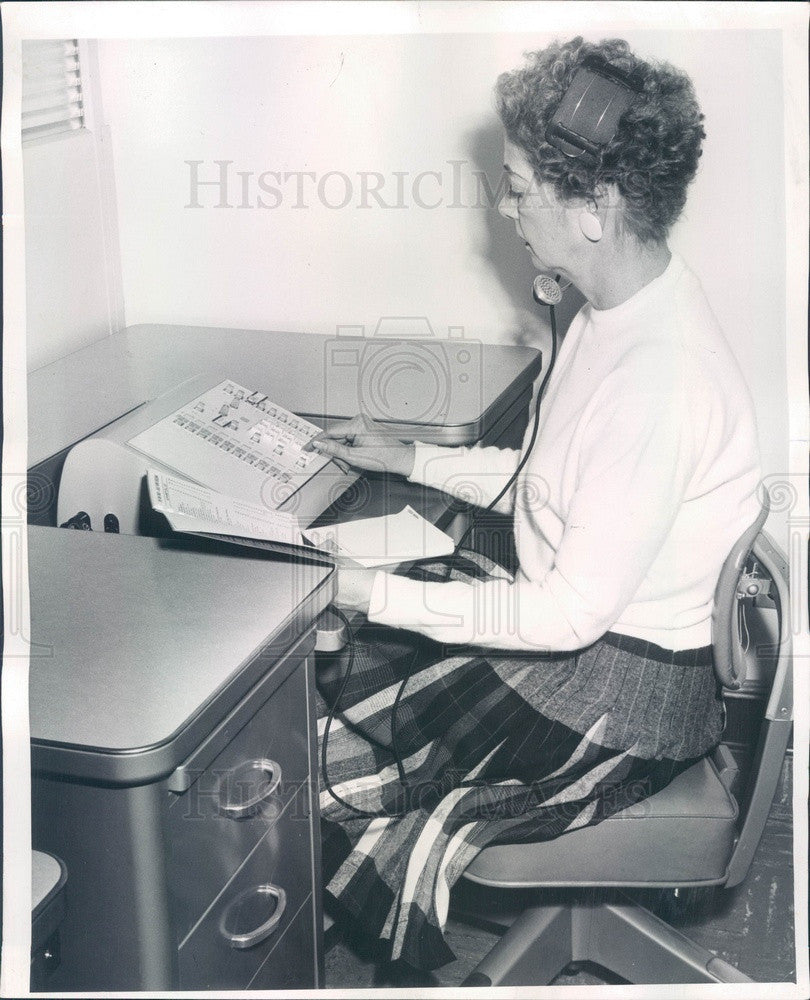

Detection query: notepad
(303, 505), (455, 568)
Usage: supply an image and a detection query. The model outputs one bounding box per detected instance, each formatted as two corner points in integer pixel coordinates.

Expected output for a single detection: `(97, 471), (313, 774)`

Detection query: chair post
(461, 904), (574, 987)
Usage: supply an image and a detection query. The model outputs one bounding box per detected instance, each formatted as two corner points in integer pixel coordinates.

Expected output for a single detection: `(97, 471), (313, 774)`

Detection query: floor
(324, 752), (797, 989)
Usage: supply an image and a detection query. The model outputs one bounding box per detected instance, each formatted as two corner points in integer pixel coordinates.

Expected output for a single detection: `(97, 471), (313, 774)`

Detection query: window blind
(22, 39), (85, 142)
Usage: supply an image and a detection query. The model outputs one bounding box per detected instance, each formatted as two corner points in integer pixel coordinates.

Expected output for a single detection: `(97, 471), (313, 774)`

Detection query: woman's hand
(334, 563), (377, 613)
(305, 414), (416, 478)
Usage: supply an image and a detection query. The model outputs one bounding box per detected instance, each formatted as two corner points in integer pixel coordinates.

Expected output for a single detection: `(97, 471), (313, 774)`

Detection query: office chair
(455, 499), (793, 986)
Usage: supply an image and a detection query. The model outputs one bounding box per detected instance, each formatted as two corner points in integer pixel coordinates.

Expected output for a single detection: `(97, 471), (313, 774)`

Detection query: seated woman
(308, 36), (760, 972)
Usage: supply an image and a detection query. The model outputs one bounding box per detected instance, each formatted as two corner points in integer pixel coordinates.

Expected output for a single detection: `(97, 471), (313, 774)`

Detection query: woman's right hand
(305, 414), (416, 478)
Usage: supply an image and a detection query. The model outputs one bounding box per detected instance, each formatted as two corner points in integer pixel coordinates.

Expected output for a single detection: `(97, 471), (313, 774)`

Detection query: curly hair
(495, 37), (705, 243)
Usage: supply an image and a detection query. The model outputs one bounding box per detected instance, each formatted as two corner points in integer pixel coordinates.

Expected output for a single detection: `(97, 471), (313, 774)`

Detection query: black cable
(320, 605), (411, 818)
(322, 299), (560, 816)
(388, 300), (560, 791)
(444, 301), (558, 567)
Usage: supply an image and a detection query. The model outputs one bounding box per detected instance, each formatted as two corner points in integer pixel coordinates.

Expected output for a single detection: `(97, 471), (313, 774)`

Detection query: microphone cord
(320, 605), (442, 818)
(321, 294), (560, 817)
(442, 301), (559, 568)
(389, 300), (560, 792)
(321, 604), (404, 817)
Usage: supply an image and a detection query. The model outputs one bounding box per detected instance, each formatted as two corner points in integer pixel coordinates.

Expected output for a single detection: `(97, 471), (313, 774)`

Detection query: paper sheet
(148, 468), (304, 545)
(148, 470), (454, 568)
(304, 505), (455, 568)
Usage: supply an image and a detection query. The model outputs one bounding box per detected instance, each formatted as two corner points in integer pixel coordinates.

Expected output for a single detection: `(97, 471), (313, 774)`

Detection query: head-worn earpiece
(545, 55), (642, 164)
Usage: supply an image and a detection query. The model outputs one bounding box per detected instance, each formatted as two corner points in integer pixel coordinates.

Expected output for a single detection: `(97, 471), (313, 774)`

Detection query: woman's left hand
(334, 563), (377, 613)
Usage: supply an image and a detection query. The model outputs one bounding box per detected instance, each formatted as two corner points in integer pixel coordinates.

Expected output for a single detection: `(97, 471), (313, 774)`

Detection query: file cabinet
(28, 527), (333, 991)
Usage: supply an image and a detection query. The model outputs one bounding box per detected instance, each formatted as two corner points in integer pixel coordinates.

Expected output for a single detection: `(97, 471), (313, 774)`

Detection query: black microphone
(532, 273), (569, 306)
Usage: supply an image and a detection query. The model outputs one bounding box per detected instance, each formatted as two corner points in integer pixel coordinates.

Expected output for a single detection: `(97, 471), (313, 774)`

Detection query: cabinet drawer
(247, 893), (319, 990)
(178, 785), (316, 989)
(168, 660), (311, 940)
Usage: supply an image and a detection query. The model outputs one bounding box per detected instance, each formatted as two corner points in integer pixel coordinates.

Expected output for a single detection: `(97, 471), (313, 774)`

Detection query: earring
(579, 209), (603, 242)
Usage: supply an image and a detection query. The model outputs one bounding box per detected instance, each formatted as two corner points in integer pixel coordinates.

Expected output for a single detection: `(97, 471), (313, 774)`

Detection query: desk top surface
(28, 324), (541, 465)
(28, 526), (333, 773)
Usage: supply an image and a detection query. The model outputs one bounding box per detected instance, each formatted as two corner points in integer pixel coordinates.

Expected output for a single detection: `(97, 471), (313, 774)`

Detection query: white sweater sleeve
(369, 350), (697, 651)
(407, 441), (520, 514)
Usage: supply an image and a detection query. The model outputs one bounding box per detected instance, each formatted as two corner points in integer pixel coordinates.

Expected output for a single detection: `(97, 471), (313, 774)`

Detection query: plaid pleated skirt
(316, 552), (725, 970)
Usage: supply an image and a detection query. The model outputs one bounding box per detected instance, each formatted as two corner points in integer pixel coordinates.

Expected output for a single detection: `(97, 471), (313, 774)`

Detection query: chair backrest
(711, 496), (770, 690)
(710, 498), (793, 888)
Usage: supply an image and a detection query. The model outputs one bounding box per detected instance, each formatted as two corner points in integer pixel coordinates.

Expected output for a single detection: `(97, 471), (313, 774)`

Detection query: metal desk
(28, 323), (541, 469)
(26, 324), (541, 991)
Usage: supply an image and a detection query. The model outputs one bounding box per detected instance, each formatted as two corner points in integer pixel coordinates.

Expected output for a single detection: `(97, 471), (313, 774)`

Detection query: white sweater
(367, 253), (761, 652)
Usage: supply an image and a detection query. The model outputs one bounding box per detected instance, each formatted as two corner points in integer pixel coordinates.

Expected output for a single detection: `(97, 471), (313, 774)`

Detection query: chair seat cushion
(464, 756), (738, 888)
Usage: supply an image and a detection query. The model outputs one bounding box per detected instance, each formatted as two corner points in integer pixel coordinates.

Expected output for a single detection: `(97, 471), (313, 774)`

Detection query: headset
(544, 54), (641, 164)
(321, 54), (641, 818)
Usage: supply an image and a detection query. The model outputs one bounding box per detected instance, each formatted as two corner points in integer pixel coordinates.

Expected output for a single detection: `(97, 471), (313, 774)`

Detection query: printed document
(148, 470), (454, 568)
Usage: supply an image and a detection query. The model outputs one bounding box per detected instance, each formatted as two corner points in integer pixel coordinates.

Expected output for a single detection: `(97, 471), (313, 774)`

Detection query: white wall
(24, 41), (124, 372)
(96, 33), (541, 341)
(24, 129), (121, 371)
(95, 29), (787, 492)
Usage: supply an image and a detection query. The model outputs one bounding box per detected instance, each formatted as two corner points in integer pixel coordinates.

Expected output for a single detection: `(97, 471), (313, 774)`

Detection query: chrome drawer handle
(219, 883), (287, 949)
(213, 758), (282, 819)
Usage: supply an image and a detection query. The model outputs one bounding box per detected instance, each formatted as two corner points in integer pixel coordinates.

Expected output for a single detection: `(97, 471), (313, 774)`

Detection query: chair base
(457, 891), (753, 986)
